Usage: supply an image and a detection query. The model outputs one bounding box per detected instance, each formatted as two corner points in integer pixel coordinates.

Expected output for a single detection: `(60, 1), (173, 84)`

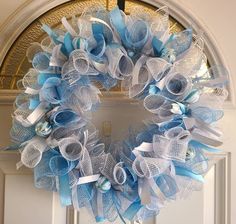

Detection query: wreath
(7, 5), (228, 223)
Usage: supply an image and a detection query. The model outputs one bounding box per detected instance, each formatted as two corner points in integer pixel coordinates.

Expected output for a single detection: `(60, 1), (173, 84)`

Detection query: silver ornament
(95, 176), (111, 193)
(186, 147), (196, 160)
(35, 121), (52, 137)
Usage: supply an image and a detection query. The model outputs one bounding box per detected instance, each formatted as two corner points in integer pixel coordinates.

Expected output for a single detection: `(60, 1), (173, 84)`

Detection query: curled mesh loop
(26, 43), (43, 62)
(58, 137), (83, 161)
(21, 137), (48, 168)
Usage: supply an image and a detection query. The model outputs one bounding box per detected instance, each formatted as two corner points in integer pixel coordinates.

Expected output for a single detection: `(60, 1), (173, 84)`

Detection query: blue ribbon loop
(175, 167), (204, 182)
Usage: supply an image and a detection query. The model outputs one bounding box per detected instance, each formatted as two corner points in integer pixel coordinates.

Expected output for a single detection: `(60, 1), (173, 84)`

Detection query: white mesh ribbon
(77, 17), (93, 39)
(79, 147), (93, 177)
(76, 85), (101, 111)
(50, 44), (67, 67)
(85, 125), (100, 148)
(132, 155), (170, 178)
(100, 153), (117, 184)
(26, 43), (43, 62)
(47, 124), (82, 148)
(14, 102), (33, 127)
(153, 127), (191, 162)
(22, 69), (41, 93)
(164, 72), (191, 100)
(79, 131), (93, 176)
(71, 49), (89, 74)
(113, 162), (127, 185)
(143, 94), (166, 114)
(78, 6), (105, 38)
(143, 94), (175, 121)
(32, 52), (51, 72)
(194, 88), (228, 110)
(21, 137), (48, 168)
(106, 46), (134, 80)
(146, 57), (171, 82)
(70, 49), (98, 75)
(150, 6), (170, 43)
(14, 93), (30, 109)
(58, 136), (83, 161)
(61, 59), (81, 85)
(175, 175), (203, 199)
(88, 143), (105, 157)
(129, 56), (152, 98)
(173, 33), (205, 76)
(132, 148), (170, 206)
(41, 36), (55, 53)
(74, 131), (101, 186)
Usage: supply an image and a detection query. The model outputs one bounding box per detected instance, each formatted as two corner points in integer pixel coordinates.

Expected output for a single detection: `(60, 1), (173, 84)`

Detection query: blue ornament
(35, 121), (52, 137)
(95, 176), (111, 193)
(186, 147), (196, 160)
(161, 48), (176, 63)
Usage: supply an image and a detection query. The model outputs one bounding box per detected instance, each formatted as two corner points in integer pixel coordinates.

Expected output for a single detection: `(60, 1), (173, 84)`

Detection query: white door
(0, 0), (235, 224)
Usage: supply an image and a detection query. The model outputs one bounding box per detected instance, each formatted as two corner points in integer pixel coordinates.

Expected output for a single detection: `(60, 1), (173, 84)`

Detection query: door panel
(0, 152), (67, 224)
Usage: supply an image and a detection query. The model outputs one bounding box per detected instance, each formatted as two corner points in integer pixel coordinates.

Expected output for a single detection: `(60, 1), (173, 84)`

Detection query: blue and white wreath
(8, 5), (229, 223)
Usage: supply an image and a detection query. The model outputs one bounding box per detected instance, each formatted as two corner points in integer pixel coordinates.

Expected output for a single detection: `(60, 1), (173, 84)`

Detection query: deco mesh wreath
(8, 5), (228, 223)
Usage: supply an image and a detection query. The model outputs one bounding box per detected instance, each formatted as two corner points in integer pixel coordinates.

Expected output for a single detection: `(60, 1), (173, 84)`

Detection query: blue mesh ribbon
(123, 200), (143, 221)
(175, 166), (204, 182)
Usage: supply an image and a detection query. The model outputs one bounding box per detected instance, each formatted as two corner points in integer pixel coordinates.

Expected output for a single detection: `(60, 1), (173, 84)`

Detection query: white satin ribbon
(26, 102), (50, 125)
(25, 87), (40, 95)
(183, 117), (223, 146)
(77, 174), (100, 185)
